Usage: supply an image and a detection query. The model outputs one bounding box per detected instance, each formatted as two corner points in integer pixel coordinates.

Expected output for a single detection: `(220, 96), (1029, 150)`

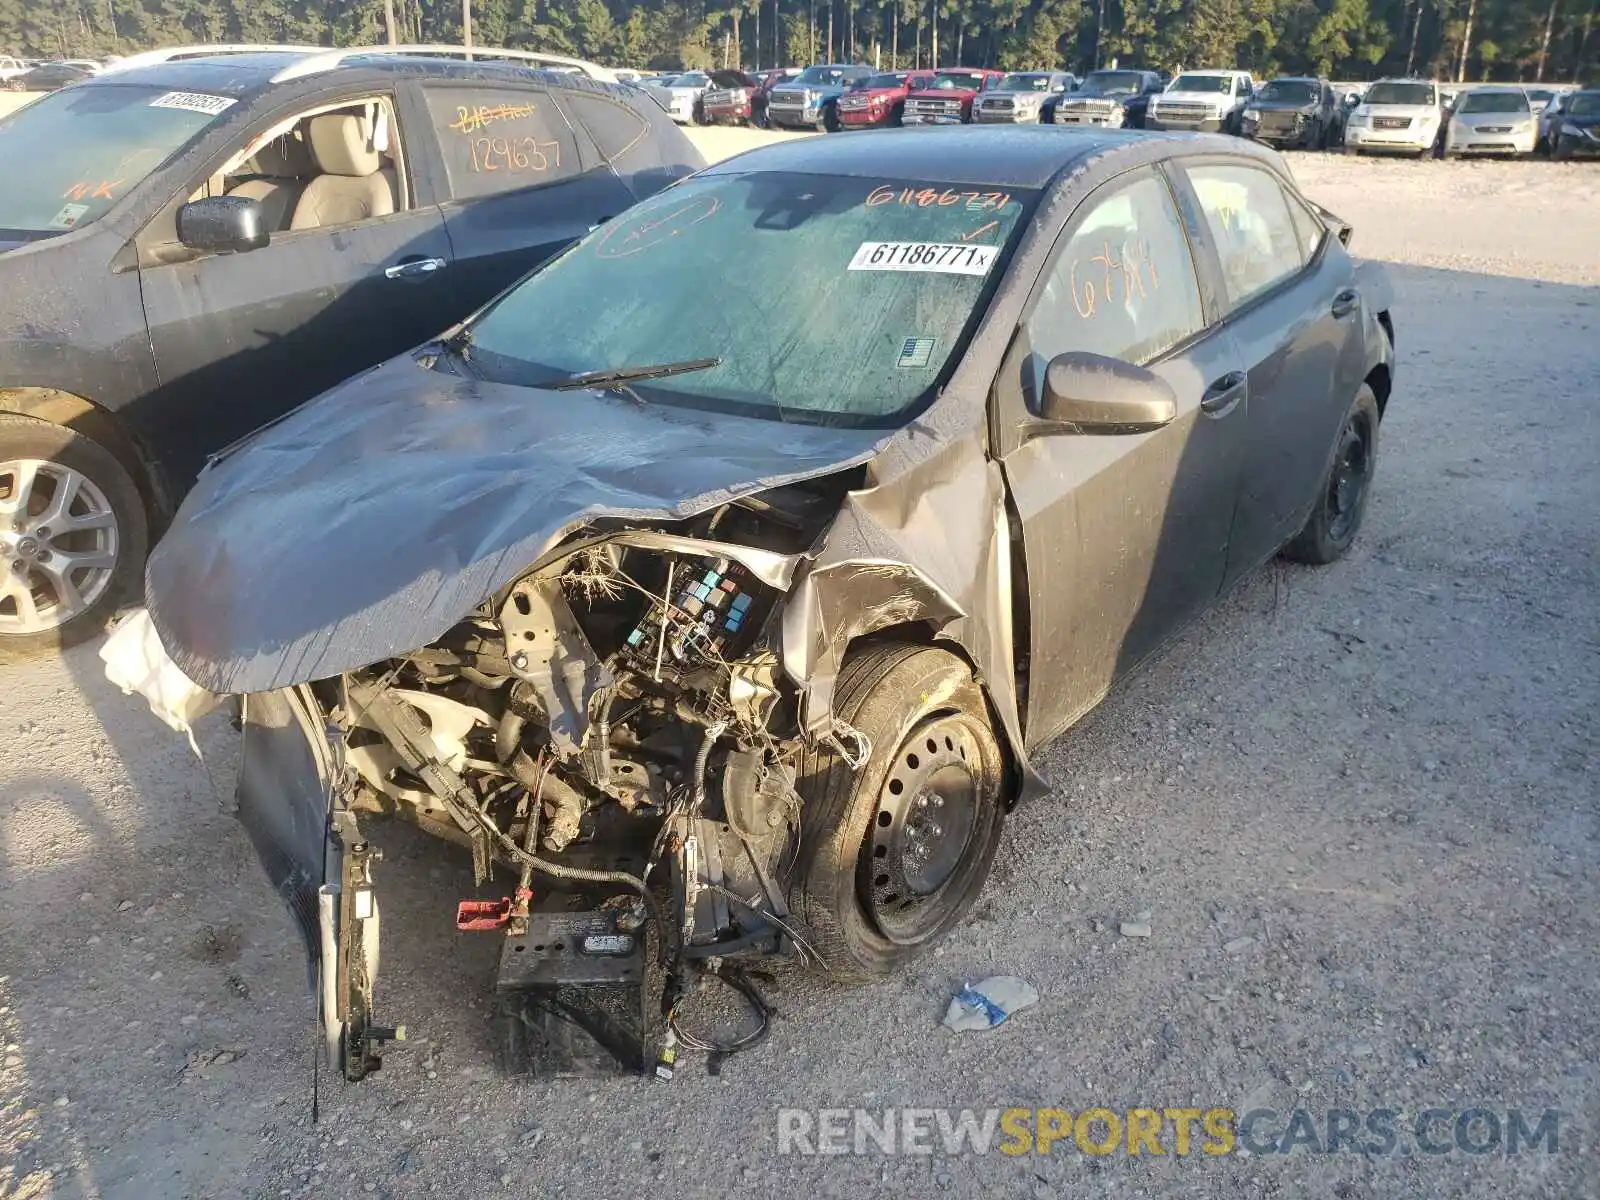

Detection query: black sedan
(14, 59), (100, 91)
(127, 127), (1397, 1082)
(1551, 88), (1600, 158)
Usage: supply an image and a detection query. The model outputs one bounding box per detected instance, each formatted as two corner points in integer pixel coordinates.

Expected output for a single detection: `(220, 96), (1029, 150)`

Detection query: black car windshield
(1081, 71), (1143, 94)
(1169, 74), (1233, 93)
(1567, 92), (1600, 116)
(0, 83), (229, 235)
(1257, 80), (1317, 103)
(1365, 82), (1436, 105)
(999, 74), (1051, 91)
(930, 71), (987, 90)
(675, 72), (710, 86)
(864, 73), (906, 88)
(1457, 89), (1529, 113)
(462, 172), (1035, 425)
(796, 66), (846, 85)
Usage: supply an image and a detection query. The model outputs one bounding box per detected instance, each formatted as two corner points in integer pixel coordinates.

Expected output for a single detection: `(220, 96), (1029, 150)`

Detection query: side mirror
(1037, 352), (1177, 435)
(178, 195), (269, 255)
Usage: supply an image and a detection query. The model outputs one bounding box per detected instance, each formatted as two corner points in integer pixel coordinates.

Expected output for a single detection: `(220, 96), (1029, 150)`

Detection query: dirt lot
(1, 128), (1596, 1199)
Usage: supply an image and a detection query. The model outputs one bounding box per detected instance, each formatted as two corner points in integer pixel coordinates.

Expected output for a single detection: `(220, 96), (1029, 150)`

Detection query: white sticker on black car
(149, 91), (237, 116)
(48, 203), (90, 229)
(849, 241), (999, 275)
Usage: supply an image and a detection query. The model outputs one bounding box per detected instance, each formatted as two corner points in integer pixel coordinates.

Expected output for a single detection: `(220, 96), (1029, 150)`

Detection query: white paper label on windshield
(849, 241), (998, 276)
(149, 91), (237, 116)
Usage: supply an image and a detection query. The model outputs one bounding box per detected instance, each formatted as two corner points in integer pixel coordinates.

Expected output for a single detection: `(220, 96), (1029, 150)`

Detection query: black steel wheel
(1283, 384), (1379, 565)
(789, 644), (1007, 980)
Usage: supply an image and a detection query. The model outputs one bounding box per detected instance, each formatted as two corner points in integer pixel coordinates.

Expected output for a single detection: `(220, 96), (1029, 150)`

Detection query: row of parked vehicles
(654, 60), (1596, 159)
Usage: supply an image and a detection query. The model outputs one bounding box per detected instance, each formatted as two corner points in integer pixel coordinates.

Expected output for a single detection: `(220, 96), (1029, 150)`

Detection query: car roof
(703, 124), (1160, 188)
(71, 51), (612, 98)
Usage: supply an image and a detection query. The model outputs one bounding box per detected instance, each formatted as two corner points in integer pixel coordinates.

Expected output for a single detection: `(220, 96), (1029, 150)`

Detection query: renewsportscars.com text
(776, 1106), (1563, 1158)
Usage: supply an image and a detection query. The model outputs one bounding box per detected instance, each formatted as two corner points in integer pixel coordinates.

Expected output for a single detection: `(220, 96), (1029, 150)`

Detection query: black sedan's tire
(789, 643), (1007, 982)
(1283, 384), (1380, 566)
(0, 413), (147, 661)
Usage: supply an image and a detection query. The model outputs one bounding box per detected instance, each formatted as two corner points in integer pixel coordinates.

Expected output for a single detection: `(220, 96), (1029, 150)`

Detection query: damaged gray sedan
(119, 127), (1396, 1081)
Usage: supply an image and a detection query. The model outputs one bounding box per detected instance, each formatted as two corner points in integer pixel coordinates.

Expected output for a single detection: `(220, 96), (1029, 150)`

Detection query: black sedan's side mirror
(178, 195), (269, 255)
(1037, 352), (1177, 434)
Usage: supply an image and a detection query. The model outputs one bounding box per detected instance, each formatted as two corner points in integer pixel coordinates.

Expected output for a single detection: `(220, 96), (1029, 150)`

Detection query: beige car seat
(289, 112), (399, 231)
(224, 132), (314, 232)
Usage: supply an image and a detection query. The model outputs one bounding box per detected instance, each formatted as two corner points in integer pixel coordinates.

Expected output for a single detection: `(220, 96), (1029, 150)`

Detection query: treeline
(3, 0), (1594, 83)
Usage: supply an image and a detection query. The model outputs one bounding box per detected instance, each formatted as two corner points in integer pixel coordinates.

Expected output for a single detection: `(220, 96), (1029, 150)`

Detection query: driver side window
(1023, 172), (1206, 404)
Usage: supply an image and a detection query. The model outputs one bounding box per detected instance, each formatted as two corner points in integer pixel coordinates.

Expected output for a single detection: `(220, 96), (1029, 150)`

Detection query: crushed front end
(236, 487), (861, 1080)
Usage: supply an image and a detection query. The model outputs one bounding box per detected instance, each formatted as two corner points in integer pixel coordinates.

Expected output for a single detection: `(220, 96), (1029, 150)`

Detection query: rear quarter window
(422, 86), (579, 200)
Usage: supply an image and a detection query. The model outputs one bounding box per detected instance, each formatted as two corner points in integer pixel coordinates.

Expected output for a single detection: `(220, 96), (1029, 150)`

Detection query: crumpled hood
(144, 355), (888, 695)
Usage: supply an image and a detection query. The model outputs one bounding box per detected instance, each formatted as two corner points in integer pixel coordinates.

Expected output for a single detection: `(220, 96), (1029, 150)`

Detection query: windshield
(1457, 90), (1529, 113)
(0, 83), (228, 236)
(1365, 82), (1436, 106)
(999, 74), (1051, 92)
(1257, 80), (1317, 104)
(796, 66), (846, 85)
(1169, 74), (1232, 94)
(864, 73), (906, 89)
(675, 72), (710, 86)
(1526, 89), (1554, 103)
(462, 172), (1034, 426)
(1081, 70), (1143, 94)
(929, 71), (987, 90)
(1568, 92), (1600, 116)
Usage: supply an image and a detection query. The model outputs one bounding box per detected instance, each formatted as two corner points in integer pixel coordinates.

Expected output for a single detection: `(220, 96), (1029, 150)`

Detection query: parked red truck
(835, 69), (936, 128)
(697, 68), (769, 125)
(901, 68), (1008, 125)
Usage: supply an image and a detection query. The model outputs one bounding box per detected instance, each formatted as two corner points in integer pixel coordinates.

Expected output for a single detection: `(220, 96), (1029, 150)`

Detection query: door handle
(1199, 370), (1247, 417)
(385, 256), (446, 281)
(1330, 288), (1359, 318)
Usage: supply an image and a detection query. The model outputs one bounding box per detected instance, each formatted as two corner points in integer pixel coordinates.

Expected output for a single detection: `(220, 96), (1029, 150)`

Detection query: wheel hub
(862, 714), (984, 944)
(0, 457), (120, 635)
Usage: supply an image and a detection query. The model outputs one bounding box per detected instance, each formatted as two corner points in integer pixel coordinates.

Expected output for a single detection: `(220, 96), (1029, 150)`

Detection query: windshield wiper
(546, 356), (722, 392)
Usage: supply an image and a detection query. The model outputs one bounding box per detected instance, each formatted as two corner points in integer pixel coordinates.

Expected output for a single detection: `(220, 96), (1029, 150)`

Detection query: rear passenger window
(1025, 172), (1206, 373)
(1187, 163), (1306, 309)
(423, 87), (578, 200)
(562, 92), (653, 165)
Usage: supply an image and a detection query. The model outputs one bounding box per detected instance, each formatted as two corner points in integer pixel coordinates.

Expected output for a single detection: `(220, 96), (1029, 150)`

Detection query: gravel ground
(1, 129), (1596, 1199)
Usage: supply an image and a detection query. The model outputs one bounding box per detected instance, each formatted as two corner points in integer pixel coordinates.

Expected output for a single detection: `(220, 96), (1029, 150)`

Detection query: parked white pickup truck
(1145, 69), (1256, 134)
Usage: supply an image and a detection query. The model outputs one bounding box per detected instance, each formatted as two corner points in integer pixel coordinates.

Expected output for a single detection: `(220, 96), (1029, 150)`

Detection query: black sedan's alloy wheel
(790, 643), (1007, 979)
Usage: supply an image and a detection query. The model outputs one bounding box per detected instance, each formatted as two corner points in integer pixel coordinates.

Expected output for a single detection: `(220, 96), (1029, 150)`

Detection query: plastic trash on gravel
(942, 975), (1039, 1031)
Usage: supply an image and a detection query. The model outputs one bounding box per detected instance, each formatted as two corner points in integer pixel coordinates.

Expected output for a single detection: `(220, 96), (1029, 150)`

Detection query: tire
(1282, 384), (1380, 566)
(788, 643), (1007, 981)
(0, 413), (147, 661)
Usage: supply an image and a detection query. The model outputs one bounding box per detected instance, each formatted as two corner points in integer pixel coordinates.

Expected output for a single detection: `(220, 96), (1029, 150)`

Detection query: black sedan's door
(994, 167), (1248, 746)
(135, 94), (455, 489)
(410, 82), (637, 315)
(1177, 160), (1368, 582)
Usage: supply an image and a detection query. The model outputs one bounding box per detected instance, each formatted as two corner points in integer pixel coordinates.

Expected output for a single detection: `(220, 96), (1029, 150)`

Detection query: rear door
(994, 167), (1249, 745)
(1175, 158), (1367, 582)
(412, 81), (636, 314)
(135, 90), (456, 488)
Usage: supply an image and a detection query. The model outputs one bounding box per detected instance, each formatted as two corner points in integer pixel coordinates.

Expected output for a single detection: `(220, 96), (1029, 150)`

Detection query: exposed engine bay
(279, 478), (878, 1079)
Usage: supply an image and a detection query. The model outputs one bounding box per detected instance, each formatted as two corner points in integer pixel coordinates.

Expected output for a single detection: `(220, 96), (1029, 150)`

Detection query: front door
(995, 167), (1249, 745)
(132, 93), (456, 490)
